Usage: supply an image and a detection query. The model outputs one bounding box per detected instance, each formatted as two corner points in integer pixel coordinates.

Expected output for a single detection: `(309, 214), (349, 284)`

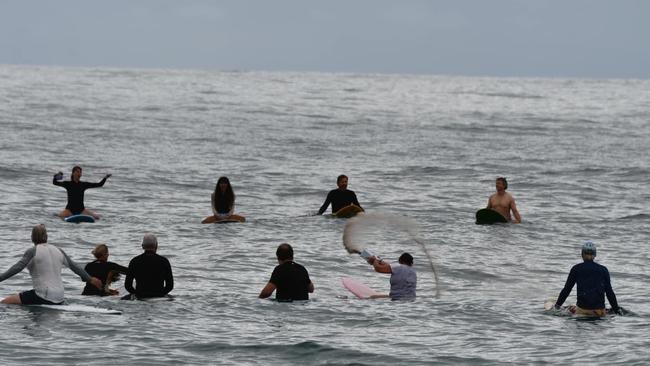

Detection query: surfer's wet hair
(337, 175), (348, 184)
(92, 244), (109, 259)
(496, 177), (508, 190)
(31, 224), (48, 244)
(71, 166), (82, 180)
(276, 243), (294, 261)
(398, 252), (413, 266)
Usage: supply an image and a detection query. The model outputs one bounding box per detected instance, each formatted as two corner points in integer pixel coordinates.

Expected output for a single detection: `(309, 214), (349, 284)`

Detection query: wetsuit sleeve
(0, 247), (36, 282)
(163, 258), (173, 295)
(60, 249), (93, 282)
(603, 267), (619, 311)
(555, 267), (577, 307)
(83, 177), (107, 189)
(318, 191), (333, 215)
(109, 262), (129, 274)
(124, 259), (136, 294)
(351, 192), (363, 211)
(53, 176), (65, 187)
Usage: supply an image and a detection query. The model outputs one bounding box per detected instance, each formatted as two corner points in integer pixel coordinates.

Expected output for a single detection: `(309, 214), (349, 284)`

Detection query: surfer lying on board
(123, 234), (174, 299)
(82, 244), (128, 296)
(554, 242), (621, 316)
(317, 175), (364, 215)
(0, 225), (102, 305)
(259, 243), (314, 301)
(486, 177), (521, 223)
(53, 166), (111, 220)
(366, 253), (416, 300)
(202, 176), (246, 223)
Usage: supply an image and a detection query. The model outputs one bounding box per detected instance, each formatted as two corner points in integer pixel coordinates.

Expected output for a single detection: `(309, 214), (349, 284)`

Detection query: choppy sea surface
(0, 64), (649, 365)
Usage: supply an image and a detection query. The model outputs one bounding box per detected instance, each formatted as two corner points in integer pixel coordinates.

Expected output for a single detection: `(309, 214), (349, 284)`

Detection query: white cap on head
(142, 233), (158, 250)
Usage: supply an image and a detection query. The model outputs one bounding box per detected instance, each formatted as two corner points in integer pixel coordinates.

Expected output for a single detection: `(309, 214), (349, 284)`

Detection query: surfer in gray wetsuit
(366, 253), (416, 300)
(317, 175), (364, 215)
(0, 225), (102, 305)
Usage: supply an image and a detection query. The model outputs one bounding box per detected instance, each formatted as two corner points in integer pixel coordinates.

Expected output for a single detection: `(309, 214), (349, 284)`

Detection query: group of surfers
(0, 167), (621, 317)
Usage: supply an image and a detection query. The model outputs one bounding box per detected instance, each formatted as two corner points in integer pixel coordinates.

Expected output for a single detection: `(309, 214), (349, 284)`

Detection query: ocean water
(0, 64), (649, 365)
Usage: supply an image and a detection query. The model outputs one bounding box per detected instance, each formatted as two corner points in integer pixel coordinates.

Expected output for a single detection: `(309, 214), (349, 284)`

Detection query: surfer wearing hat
(317, 175), (364, 215)
(259, 243), (314, 301)
(554, 241), (621, 316)
(53, 166), (111, 220)
(123, 234), (173, 299)
(0, 224), (102, 305)
(486, 177), (521, 223)
(366, 252), (416, 300)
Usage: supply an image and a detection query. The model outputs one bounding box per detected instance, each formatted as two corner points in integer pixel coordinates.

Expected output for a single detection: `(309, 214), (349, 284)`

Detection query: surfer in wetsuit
(123, 234), (173, 299)
(202, 176), (246, 223)
(53, 166), (111, 219)
(82, 244), (128, 296)
(259, 243), (314, 301)
(486, 177), (521, 223)
(0, 224), (102, 305)
(366, 252), (416, 300)
(317, 175), (364, 215)
(554, 241), (621, 316)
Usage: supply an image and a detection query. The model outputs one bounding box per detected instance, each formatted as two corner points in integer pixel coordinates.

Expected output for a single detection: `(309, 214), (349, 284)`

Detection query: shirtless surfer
(486, 177), (521, 223)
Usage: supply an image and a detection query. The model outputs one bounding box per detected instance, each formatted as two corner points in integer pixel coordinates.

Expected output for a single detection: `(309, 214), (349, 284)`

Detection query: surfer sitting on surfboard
(53, 166), (111, 220)
(554, 241), (621, 316)
(366, 253), (416, 300)
(486, 177), (521, 223)
(0, 225), (102, 305)
(259, 243), (314, 301)
(123, 234), (173, 300)
(202, 176), (246, 223)
(317, 175), (364, 215)
(82, 244), (128, 296)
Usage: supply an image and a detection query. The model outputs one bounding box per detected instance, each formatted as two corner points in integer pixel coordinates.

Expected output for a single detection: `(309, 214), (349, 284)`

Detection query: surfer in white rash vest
(366, 252), (416, 300)
(0, 225), (102, 305)
(486, 177), (521, 223)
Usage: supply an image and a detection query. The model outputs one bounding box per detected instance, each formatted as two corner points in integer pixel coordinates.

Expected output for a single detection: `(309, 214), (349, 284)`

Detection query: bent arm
(555, 269), (576, 307)
(352, 193), (363, 211)
(0, 247), (36, 282)
(370, 257), (392, 274)
(60, 249), (92, 282)
(84, 177), (108, 189)
(259, 282), (276, 298)
(163, 262), (174, 295)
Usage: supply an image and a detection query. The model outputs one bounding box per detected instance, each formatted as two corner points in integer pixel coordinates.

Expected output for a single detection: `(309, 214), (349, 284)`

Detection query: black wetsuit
(124, 251), (173, 298)
(556, 260), (619, 311)
(53, 177), (107, 215)
(82, 260), (128, 296)
(269, 261), (312, 301)
(318, 189), (362, 214)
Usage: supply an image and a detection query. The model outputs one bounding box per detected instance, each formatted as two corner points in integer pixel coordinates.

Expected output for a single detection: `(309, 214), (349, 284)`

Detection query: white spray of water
(342, 213), (440, 297)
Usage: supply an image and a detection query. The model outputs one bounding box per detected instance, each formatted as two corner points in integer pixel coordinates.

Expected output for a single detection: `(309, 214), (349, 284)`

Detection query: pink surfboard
(342, 277), (382, 299)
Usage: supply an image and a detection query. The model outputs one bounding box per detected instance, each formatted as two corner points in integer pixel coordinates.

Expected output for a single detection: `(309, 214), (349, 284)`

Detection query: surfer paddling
(53, 166), (111, 220)
(366, 252), (416, 300)
(554, 241), (621, 316)
(317, 175), (364, 215)
(202, 176), (246, 223)
(0, 225), (102, 305)
(259, 243), (314, 301)
(486, 177), (521, 223)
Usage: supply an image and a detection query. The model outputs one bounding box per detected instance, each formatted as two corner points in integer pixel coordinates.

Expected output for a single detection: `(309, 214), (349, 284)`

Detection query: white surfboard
(30, 303), (122, 315)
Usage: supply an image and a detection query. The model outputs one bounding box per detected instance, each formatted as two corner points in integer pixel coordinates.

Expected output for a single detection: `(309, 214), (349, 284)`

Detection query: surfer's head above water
(582, 241), (597, 260)
(496, 177), (508, 191)
(142, 233), (158, 252)
(71, 166), (82, 182)
(31, 224), (47, 244)
(337, 175), (348, 190)
(398, 252), (414, 266)
(276, 243), (294, 262)
(92, 244), (109, 260)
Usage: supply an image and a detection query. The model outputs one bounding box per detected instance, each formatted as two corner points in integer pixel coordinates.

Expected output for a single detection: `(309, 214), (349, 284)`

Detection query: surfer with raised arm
(259, 243), (314, 301)
(317, 175), (364, 215)
(53, 166), (111, 220)
(554, 242), (621, 316)
(123, 234), (173, 299)
(366, 252), (416, 300)
(486, 177), (521, 223)
(82, 244), (128, 296)
(0, 224), (102, 305)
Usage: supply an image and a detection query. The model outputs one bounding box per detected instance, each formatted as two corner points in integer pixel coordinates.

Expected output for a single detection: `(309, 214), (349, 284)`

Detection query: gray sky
(1, 0), (648, 78)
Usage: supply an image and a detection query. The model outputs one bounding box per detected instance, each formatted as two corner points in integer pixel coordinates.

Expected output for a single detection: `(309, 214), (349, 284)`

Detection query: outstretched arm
(317, 192), (332, 215)
(60, 249), (102, 288)
(85, 174), (111, 189)
(0, 247), (36, 282)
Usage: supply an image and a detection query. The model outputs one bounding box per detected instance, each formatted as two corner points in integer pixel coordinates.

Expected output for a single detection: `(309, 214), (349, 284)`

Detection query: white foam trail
(342, 212), (440, 297)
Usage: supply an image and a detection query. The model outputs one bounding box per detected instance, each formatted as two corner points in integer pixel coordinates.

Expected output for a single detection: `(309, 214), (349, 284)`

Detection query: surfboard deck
(342, 277), (382, 299)
(64, 214), (96, 223)
(215, 218), (243, 224)
(29, 304), (122, 315)
(333, 205), (363, 219)
(475, 208), (508, 225)
(543, 300), (621, 317)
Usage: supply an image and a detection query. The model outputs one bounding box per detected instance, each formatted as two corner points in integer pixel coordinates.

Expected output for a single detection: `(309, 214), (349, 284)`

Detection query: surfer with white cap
(554, 241), (621, 316)
(486, 177), (521, 223)
(366, 252), (416, 300)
